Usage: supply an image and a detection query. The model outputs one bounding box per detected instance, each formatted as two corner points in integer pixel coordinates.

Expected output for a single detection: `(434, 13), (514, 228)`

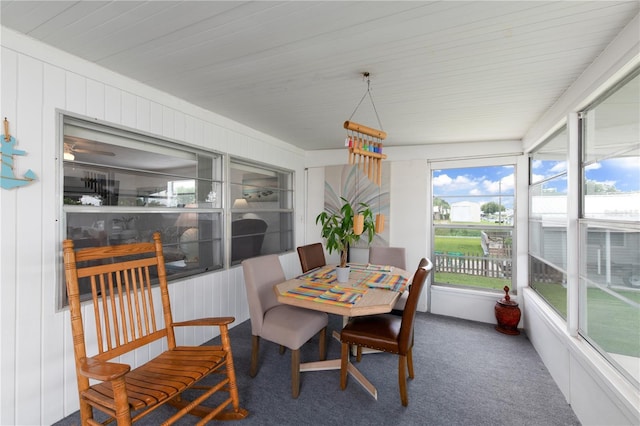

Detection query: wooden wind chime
(344, 120), (387, 185)
(344, 73), (387, 234)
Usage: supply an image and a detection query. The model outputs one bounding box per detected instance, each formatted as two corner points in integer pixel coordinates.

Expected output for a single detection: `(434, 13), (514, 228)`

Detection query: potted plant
(316, 197), (376, 282)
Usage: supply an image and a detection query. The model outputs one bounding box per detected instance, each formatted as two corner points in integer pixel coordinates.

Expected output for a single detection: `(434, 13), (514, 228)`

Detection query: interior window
(229, 159), (294, 265)
(60, 116), (223, 307)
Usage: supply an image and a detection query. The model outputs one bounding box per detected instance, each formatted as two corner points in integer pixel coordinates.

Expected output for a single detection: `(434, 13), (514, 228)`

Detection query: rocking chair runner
(63, 232), (248, 425)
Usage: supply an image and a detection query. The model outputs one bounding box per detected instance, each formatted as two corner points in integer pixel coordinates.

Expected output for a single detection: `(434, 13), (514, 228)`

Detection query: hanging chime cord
(347, 74), (384, 131)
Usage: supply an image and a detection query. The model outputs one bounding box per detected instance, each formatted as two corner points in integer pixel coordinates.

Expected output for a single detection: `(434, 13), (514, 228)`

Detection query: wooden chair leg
(250, 335), (260, 377)
(79, 401), (93, 425)
(291, 349), (300, 398)
(407, 346), (415, 379)
(319, 327), (327, 361)
(356, 345), (362, 362)
(113, 376), (132, 425)
(398, 355), (408, 406)
(220, 324), (244, 415)
(340, 343), (349, 390)
(279, 345), (286, 355)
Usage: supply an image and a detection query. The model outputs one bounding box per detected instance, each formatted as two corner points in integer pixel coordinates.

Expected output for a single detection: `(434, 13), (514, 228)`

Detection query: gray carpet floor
(55, 313), (580, 425)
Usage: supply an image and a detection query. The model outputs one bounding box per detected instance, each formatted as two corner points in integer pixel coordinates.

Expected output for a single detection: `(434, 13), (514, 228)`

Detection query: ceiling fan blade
(73, 147), (116, 156)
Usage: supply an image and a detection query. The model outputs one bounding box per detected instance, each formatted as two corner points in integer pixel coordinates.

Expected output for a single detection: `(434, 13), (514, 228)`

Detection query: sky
(434, 156), (639, 211)
(433, 165), (515, 210)
(531, 156), (640, 193)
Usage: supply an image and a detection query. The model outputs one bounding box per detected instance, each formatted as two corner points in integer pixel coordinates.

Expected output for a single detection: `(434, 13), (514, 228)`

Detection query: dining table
(273, 263), (411, 399)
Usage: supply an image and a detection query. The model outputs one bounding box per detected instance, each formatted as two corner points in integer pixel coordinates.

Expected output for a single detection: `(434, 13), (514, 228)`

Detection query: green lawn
(434, 235), (484, 256)
(434, 235), (509, 291)
(532, 282), (640, 356)
(435, 272), (510, 291)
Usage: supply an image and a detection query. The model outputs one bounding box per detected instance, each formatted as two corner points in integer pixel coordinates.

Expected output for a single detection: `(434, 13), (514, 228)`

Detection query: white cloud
(433, 173), (477, 191)
(585, 162), (601, 171)
(453, 175), (474, 186)
(482, 174), (514, 193)
(432, 174), (453, 186)
(607, 157), (639, 169)
(549, 161), (567, 173)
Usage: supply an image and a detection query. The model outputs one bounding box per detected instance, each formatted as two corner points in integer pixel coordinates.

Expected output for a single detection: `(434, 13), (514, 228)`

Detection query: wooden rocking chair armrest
(172, 317), (235, 328)
(79, 357), (130, 382)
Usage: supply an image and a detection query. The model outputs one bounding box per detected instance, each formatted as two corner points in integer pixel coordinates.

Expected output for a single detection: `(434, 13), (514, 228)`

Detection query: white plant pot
(336, 266), (350, 283)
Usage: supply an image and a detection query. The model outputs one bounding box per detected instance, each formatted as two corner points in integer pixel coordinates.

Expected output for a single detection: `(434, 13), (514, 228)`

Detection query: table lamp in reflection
(176, 208), (199, 263)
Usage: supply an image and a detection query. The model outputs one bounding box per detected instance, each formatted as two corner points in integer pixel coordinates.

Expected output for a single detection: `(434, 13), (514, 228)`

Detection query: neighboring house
(450, 201), (481, 222)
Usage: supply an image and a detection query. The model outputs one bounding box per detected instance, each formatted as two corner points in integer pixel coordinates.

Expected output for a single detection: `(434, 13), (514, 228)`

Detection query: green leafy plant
(316, 197), (375, 268)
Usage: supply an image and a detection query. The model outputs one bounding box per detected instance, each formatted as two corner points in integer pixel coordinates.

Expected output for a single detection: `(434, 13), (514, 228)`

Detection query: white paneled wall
(0, 29), (304, 425)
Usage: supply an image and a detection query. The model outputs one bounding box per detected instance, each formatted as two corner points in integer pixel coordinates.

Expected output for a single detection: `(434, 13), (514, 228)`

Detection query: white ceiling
(2, 1), (638, 151)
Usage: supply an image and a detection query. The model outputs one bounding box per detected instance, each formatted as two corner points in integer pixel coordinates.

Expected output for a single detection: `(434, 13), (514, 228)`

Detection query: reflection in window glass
(61, 115), (223, 307)
(582, 71), (640, 222)
(583, 72), (639, 165)
(432, 165), (515, 291)
(229, 159), (294, 265)
(531, 127), (567, 184)
(529, 176), (568, 219)
(583, 154), (640, 221)
(67, 211), (223, 299)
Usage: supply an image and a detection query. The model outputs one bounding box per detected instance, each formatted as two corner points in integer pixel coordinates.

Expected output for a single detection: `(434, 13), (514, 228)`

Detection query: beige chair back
(242, 254), (285, 336)
(369, 246), (407, 270)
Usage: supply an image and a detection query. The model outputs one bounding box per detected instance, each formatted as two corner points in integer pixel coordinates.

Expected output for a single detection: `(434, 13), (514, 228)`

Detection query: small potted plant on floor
(316, 197), (376, 282)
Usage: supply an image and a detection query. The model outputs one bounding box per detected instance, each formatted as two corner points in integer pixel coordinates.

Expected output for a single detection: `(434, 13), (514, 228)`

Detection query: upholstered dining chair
(242, 254), (328, 398)
(368, 246), (407, 270)
(340, 258), (433, 406)
(369, 246), (408, 314)
(297, 242), (327, 273)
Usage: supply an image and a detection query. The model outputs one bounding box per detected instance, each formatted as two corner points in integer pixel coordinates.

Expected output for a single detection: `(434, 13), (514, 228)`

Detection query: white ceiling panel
(1, 1), (638, 150)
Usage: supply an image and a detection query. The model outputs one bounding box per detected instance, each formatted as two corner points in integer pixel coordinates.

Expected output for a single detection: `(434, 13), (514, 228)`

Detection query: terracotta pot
(495, 286), (521, 335)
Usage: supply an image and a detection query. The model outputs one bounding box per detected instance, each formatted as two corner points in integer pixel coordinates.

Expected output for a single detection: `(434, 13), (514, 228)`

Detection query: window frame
(528, 125), (569, 318)
(429, 156), (518, 293)
(576, 67), (640, 387)
(57, 113), (224, 309)
(227, 157), (295, 266)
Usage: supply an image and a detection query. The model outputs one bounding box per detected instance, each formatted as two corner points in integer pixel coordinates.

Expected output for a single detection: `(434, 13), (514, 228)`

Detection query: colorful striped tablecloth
(357, 272), (408, 293)
(285, 282), (366, 307)
(348, 263), (394, 272)
(283, 264), (408, 308)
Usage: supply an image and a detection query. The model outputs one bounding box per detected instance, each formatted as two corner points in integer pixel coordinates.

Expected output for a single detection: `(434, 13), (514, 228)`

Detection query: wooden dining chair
(369, 246), (408, 314)
(340, 258), (433, 406)
(62, 232), (248, 425)
(242, 254), (328, 398)
(297, 242), (327, 273)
